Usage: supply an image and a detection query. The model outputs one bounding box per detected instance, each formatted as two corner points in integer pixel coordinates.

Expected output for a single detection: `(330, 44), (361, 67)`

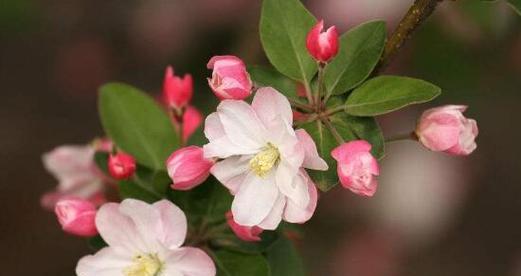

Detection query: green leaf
(213, 250), (270, 276)
(345, 76), (441, 116)
(260, 0), (317, 84)
(118, 179), (162, 203)
(210, 230), (279, 254)
(249, 65), (298, 99)
(266, 237), (305, 276)
(93, 151), (109, 175)
(325, 20), (386, 95)
(301, 113), (384, 191)
(88, 235), (107, 251)
(98, 83), (179, 170)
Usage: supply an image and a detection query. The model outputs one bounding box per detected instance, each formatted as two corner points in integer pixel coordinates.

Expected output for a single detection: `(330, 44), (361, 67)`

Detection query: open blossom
(203, 87), (327, 229)
(108, 152), (136, 180)
(207, 55), (252, 100)
(226, 211), (263, 242)
(76, 199), (216, 276)
(331, 140), (379, 197)
(55, 198), (98, 237)
(182, 106), (203, 143)
(163, 66), (193, 109)
(166, 146), (214, 190)
(416, 105), (478, 156)
(306, 20), (339, 63)
(41, 144), (106, 210)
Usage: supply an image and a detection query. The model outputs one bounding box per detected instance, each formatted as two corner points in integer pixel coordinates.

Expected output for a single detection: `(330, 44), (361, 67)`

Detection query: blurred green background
(1, 0), (520, 275)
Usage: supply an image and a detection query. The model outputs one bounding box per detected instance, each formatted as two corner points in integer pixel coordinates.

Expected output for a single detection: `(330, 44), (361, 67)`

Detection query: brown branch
(374, 0), (445, 73)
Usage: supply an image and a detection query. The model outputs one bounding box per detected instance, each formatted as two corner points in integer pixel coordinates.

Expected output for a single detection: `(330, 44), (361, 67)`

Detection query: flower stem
(289, 98), (314, 112)
(374, 0), (444, 73)
(385, 132), (417, 143)
(323, 105), (345, 117)
(316, 62), (326, 106)
(321, 118), (344, 144)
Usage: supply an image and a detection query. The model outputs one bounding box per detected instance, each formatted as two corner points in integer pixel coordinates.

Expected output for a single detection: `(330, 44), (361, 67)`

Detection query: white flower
(76, 199), (216, 276)
(203, 87), (328, 229)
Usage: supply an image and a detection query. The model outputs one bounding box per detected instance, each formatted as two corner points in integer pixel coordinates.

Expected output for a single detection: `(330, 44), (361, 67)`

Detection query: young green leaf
(301, 113), (384, 191)
(213, 250), (270, 276)
(266, 237), (306, 276)
(210, 230), (279, 254)
(118, 179), (162, 203)
(260, 0), (317, 84)
(93, 151), (109, 175)
(345, 76), (441, 116)
(325, 20), (386, 95)
(249, 65), (298, 99)
(98, 83), (179, 170)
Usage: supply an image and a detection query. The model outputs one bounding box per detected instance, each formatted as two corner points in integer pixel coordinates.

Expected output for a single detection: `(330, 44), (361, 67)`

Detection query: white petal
(231, 172), (279, 226)
(277, 169), (310, 209)
(283, 172), (318, 224)
(295, 129), (328, 171)
(118, 199), (163, 252)
(257, 193), (286, 230)
(153, 200), (187, 250)
(210, 156), (251, 195)
(251, 87), (293, 129)
(76, 247), (132, 276)
(203, 113), (257, 158)
(164, 247), (216, 276)
(95, 203), (147, 253)
(217, 100), (266, 150)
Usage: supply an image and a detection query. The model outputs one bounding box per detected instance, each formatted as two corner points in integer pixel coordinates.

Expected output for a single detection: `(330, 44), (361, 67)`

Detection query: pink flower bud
(182, 106), (203, 143)
(331, 140), (379, 197)
(306, 20), (339, 63)
(226, 211), (263, 242)
(416, 105), (478, 156)
(54, 198), (98, 237)
(108, 153), (136, 180)
(166, 146), (214, 190)
(163, 66), (193, 109)
(207, 55), (252, 100)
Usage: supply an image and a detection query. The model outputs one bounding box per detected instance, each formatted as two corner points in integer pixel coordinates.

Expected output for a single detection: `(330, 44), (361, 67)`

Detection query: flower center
(123, 253), (163, 276)
(249, 143), (280, 178)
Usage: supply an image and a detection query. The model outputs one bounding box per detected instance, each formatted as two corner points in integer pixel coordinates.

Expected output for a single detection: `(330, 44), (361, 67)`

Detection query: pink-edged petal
(276, 168), (309, 209)
(153, 200), (187, 250)
(295, 129), (328, 171)
(216, 100), (266, 150)
(331, 140), (372, 162)
(419, 122), (460, 151)
(76, 247), (132, 276)
(257, 193), (286, 230)
(164, 247), (216, 276)
(283, 172), (318, 224)
(231, 172), (280, 226)
(95, 203), (147, 253)
(210, 156), (250, 195)
(118, 199), (162, 252)
(251, 87), (293, 129)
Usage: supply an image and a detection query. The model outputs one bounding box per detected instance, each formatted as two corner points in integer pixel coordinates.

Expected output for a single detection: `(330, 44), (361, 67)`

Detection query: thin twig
(374, 0), (444, 73)
(385, 131), (418, 143)
(289, 98), (314, 112)
(321, 118), (344, 144)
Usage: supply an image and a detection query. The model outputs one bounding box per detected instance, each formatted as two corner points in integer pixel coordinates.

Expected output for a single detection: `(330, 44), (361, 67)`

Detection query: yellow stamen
(123, 253), (163, 276)
(249, 143), (280, 178)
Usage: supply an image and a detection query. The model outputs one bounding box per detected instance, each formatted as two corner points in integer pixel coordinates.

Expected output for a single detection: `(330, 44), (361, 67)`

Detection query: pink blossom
(416, 105), (478, 156)
(331, 140), (379, 197)
(226, 211), (263, 242)
(76, 199), (216, 276)
(207, 55), (252, 100)
(55, 198), (98, 237)
(166, 146), (214, 190)
(163, 66), (193, 109)
(182, 105), (203, 143)
(204, 87), (326, 229)
(306, 20), (339, 63)
(108, 152), (136, 180)
(41, 144), (106, 210)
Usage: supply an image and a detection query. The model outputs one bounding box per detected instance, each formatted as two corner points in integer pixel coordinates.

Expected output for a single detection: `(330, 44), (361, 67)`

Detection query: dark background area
(1, 0), (520, 275)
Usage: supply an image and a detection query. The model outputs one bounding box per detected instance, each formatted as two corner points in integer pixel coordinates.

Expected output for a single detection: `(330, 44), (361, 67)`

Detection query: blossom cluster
(41, 15), (478, 276)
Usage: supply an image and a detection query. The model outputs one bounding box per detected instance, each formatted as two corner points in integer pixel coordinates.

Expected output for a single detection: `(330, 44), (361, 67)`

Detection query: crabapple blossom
(163, 66), (193, 109)
(166, 146), (214, 190)
(226, 211), (263, 242)
(416, 105), (478, 156)
(182, 105), (203, 143)
(108, 152), (136, 180)
(41, 144), (106, 210)
(331, 140), (379, 197)
(306, 20), (339, 63)
(203, 87), (327, 229)
(54, 198), (98, 237)
(76, 199), (216, 276)
(207, 55), (252, 100)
